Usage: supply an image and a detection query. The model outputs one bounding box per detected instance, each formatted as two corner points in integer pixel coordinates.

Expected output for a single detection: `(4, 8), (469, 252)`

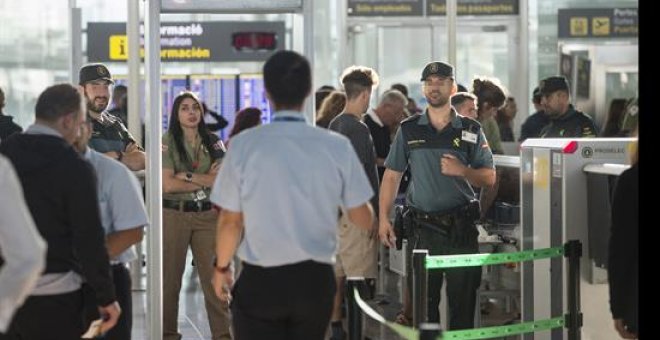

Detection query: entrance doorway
(348, 18), (521, 119)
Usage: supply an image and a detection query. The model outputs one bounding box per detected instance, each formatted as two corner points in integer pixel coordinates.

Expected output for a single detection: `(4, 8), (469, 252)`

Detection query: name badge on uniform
(461, 130), (478, 144)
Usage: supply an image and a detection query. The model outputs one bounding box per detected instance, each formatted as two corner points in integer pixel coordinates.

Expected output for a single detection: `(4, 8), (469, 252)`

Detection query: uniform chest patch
(407, 139), (425, 146)
(461, 130), (477, 144)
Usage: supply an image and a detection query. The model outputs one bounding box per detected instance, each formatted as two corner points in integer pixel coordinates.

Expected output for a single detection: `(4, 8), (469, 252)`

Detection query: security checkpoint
(366, 138), (636, 339)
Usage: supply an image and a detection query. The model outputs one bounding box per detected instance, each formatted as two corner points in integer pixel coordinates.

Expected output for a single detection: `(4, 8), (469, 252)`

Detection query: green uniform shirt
(540, 105), (597, 138)
(385, 109), (494, 213)
(162, 132), (218, 201)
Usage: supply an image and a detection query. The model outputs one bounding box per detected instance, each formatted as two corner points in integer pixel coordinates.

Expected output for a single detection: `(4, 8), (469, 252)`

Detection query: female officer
(162, 91), (231, 340)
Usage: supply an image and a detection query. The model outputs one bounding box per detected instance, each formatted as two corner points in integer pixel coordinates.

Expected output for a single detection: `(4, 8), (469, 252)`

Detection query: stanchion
(376, 243), (388, 297)
(564, 240), (583, 340)
(346, 277), (365, 340)
(418, 323), (441, 340)
(412, 249), (428, 328)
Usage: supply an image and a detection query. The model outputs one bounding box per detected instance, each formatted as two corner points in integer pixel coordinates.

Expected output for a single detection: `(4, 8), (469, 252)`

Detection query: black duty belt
(163, 199), (213, 212)
(408, 206), (458, 226)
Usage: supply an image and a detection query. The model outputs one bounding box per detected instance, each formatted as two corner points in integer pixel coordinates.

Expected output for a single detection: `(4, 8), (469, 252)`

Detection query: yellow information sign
(109, 35), (128, 60)
(570, 17), (588, 36)
(592, 17), (610, 36)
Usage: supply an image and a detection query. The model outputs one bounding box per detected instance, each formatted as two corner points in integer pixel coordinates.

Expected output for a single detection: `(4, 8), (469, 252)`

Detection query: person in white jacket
(0, 154), (46, 333)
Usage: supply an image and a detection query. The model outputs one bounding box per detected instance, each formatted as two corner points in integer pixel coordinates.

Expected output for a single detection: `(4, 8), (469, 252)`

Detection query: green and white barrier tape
(426, 246), (564, 269)
(353, 288), (564, 340)
(442, 317), (564, 339)
(353, 288), (419, 339)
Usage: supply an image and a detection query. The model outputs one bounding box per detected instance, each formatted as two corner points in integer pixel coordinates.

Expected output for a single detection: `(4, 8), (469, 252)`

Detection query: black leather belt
(163, 199), (213, 212)
(408, 206), (456, 226)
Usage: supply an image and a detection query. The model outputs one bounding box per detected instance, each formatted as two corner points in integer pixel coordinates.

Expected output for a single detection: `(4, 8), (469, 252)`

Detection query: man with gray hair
(0, 84), (121, 338)
(364, 89), (408, 181)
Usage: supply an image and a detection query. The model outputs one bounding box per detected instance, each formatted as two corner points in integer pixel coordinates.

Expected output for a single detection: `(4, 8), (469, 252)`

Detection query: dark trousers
(0, 289), (84, 340)
(84, 264), (132, 340)
(231, 260), (336, 340)
(406, 219), (482, 330)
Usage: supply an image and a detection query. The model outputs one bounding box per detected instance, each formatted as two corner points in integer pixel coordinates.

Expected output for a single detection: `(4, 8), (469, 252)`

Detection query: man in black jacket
(0, 84), (121, 339)
(0, 87), (22, 142)
(537, 76), (597, 138)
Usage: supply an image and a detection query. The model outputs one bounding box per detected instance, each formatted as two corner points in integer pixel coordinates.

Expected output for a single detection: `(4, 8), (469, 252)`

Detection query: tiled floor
(130, 248), (623, 340)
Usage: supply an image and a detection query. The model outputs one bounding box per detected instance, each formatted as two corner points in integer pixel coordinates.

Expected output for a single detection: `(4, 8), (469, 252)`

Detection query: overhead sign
(558, 8), (638, 38)
(427, 0), (518, 16)
(347, 0), (517, 16)
(87, 21), (285, 63)
(161, 0), (302, 13)
(347, 0), (423, 16)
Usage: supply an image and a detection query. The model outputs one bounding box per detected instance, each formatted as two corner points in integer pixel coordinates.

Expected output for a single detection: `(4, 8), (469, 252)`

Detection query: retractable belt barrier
(347, 240), (583, 340)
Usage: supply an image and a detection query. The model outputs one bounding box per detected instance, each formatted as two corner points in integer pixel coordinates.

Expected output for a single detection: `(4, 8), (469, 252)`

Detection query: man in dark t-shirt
(327, 65), (380, 340)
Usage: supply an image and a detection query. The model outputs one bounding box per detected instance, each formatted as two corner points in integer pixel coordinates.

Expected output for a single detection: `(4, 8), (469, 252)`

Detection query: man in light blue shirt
(210, 50), (374, 340)
(74, 119), (149, 340)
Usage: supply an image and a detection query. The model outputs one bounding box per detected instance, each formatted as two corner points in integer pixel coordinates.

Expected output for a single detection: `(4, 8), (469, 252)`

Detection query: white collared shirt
(84, 148), (149, 264)
(0, 156), (46, 332)
(211, 110), (373, 267)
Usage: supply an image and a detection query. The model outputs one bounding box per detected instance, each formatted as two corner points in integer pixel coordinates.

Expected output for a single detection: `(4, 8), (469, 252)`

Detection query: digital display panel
(231, 32), (278, 51)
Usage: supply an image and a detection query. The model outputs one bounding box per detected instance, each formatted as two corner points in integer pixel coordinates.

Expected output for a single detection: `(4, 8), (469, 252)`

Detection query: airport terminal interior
(0, 0), (639, 339)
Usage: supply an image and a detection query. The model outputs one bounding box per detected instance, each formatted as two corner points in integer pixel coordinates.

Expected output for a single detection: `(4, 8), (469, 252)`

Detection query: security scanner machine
(520, 138), (635, 339)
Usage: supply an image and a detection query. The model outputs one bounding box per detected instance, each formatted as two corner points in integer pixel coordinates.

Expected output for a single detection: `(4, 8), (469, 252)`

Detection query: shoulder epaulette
(401, 113), (423, 125)
(459, 115), (481, 133)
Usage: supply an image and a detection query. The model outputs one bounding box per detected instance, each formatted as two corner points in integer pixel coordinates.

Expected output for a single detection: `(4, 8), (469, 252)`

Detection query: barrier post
(564, 240), (583, 340)
(418, 323), (441, 340)
(346, 277), (365, 340)
(412, 249), (429, 328)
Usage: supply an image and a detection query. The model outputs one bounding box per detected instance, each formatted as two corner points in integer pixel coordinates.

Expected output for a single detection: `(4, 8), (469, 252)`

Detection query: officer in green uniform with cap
(538, 76), (597, 138)
(378, 61), (496, 329)
(79, 63), (146, 171)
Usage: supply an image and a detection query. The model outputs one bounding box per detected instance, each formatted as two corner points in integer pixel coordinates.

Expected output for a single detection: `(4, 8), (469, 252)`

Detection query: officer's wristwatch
(185, 172), (193, 182)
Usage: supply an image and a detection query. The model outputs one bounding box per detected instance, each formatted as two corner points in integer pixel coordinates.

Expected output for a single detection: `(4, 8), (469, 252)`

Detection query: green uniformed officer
(538, 76), (597, 138)
(378, 61), (496, 329)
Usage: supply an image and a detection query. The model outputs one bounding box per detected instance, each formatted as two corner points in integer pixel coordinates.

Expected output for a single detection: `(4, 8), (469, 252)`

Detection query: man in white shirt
(0, 155), (46, 334)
